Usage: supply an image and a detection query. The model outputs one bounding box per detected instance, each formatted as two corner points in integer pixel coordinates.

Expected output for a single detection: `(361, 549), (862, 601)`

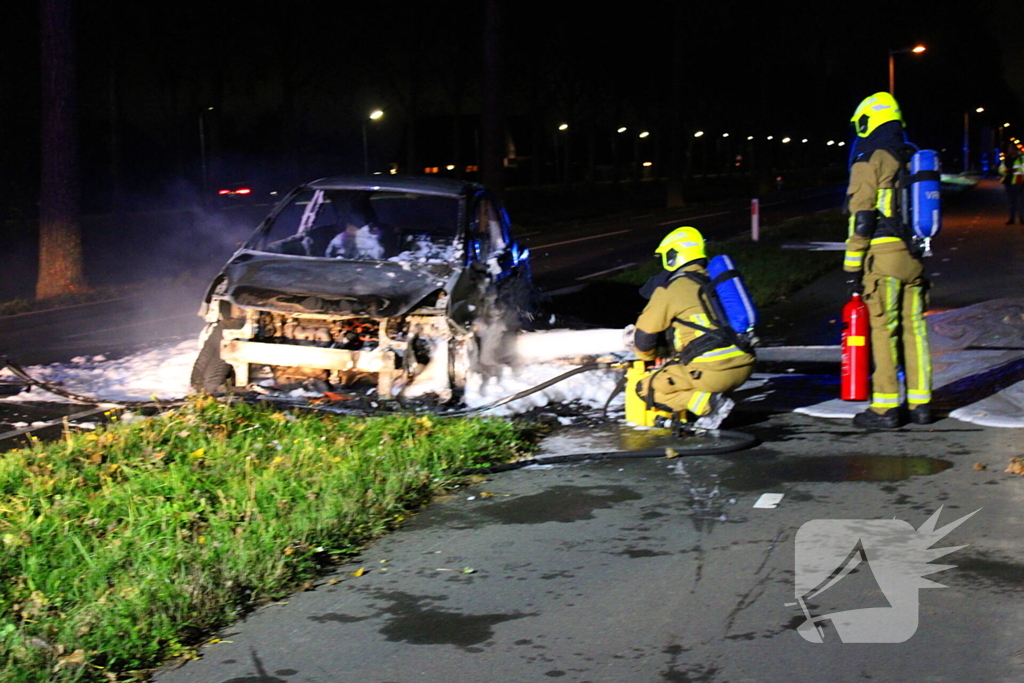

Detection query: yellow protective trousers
(862, 253), (932, 414)
(634, 358), (753, 416)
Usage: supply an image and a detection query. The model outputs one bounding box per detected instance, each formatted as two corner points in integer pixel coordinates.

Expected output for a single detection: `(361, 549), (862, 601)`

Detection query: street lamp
(363, 109), (384, 174)
(889, 45), (926, 95)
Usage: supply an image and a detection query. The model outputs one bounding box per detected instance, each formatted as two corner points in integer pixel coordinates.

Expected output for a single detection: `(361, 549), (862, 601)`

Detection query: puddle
(372, 591), (536, 647)
(477, 485), (643, 525)
(535, 422), (750, 459)
(718, 455), (953, 490)
(952, 555), (1024, 592)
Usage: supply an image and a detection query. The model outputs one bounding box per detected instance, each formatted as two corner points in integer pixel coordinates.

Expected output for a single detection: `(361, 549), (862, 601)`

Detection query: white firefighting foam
(6, 302), (1024, 427)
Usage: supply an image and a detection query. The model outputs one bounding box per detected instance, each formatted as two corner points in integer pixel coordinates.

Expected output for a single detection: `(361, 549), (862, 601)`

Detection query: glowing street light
(639, 131), (650, 138)
(889, 44), (926, 95)
(558, 123), (569, 131)
(722, 133), (730, 138)
(617, 126), (627, 133)
(693, 131), (703, 138)
(782, 137), (792, 144)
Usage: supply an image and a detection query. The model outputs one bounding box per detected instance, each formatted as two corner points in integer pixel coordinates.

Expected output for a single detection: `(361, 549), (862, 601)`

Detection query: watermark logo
(789, 507), (979, 643)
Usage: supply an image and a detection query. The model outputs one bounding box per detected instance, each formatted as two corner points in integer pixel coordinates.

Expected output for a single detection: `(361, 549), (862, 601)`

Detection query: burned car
(191, 176), (533, 402)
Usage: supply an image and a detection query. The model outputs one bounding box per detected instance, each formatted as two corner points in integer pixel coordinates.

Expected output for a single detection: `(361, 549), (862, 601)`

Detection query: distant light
(235, 188), (251, 195)
(217, 189), (230, 195)
(767, 136), (774, 140)
(389, 168), (398, 175)
(801, 139), (808, 143)
(369, 109), (384, 120)
(722, 133), (730, 138)
(1004, 122), (1011, 128)
(639, 131), (650, 138)
(827, 140), (835, 146)
(558, 123), (569, 131)
(838, 141), (846, 147)
(782, 137), (791, 143)
(617, 126), (627, 133)
(446, 164), (456, 171)
(746, 135), (754, 140)
(270, 191), (278, 195)
(912, 45), (926, 53)
(976, 107), (985, 113)
(693, 131), (703, 138)
(642, 161), (653, 167)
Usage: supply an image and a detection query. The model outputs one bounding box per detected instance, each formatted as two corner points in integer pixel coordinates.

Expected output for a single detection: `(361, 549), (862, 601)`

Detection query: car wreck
(192, 176), (533, 403)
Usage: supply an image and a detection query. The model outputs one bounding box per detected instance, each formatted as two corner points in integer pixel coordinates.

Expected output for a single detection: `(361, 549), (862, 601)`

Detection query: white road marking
(576, 263), (637, 281)
(532, 228), (632, 250)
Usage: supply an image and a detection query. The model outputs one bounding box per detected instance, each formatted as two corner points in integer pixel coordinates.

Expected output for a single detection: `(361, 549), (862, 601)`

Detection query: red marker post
(751, 198), (760, 242)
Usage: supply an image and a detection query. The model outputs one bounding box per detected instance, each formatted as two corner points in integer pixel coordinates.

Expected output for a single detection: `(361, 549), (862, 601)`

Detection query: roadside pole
(751, 198), (760, 241)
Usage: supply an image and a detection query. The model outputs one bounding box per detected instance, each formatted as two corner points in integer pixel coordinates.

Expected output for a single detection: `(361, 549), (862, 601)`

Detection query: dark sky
(1, 0), (1021, 215)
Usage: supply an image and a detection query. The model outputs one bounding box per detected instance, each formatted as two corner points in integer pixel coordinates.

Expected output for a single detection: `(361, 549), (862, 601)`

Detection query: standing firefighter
(844, 92), (932, 429)
(630, 227), (756, 428)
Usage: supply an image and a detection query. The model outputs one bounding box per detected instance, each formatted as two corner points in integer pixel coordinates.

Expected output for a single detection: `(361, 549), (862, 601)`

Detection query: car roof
(305, 175), (483, 198)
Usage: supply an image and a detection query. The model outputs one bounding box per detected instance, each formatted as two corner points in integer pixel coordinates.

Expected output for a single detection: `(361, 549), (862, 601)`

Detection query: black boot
(853, 407), (902, 430)
(908, 404), (932, 425)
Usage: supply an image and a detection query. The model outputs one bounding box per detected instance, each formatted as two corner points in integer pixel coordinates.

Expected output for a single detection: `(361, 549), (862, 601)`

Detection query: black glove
(845, 274), (864, 297)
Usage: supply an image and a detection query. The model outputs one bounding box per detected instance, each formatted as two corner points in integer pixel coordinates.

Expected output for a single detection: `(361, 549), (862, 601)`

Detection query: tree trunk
(37, 0), (85, 299)
(481, 0), (504, 196)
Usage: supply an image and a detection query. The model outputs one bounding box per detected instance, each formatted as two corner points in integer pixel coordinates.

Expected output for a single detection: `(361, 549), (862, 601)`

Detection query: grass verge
(608, 210), (848, 308)
(0, 398), (530, 682)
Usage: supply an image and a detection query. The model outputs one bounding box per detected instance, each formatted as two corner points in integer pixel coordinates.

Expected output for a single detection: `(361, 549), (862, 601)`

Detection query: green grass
(609, 210), (849, 308)
(0, 398), (530, 682)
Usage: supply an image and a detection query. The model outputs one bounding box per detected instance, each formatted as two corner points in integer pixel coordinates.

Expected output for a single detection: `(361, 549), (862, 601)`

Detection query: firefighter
(630, 227), (755, 427)
(998, 145), (1024, 224)
(843, 92), (931, 429)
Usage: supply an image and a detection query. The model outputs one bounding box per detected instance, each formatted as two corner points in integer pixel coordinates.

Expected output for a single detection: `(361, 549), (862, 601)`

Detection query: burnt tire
(190, 325), (234, 394)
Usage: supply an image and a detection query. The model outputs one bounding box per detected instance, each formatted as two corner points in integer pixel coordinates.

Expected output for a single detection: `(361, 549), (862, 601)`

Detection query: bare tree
(36, 0), (85, 299)
(481, 0), (504, 195)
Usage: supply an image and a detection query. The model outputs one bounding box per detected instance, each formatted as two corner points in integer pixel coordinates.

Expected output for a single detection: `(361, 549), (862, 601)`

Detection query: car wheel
(190, 324), (235, 394)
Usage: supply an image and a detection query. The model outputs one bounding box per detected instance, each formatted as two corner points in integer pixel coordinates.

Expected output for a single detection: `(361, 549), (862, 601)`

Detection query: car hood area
(220, 250), (456, 317)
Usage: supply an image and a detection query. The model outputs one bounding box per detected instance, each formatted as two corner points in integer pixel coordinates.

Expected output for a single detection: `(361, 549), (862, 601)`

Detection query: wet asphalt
(153, 181), (1024, 682)
(153, 415), (1024, 683)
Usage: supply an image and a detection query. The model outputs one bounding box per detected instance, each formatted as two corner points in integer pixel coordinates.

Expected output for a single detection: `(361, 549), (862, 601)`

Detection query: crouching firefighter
(628, 227), (756, 429)
(844, 92), (932, 429)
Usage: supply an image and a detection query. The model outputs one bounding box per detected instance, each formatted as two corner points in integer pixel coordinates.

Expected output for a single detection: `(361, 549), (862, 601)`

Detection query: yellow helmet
(851, 92), (904, 138)
(655, 226), (705, 271)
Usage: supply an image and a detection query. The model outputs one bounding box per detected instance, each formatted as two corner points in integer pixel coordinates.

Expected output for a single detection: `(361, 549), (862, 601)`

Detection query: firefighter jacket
(999, 155), (1024, 186)
(633, 264), (753, 369)
(843, 148), (920, 276)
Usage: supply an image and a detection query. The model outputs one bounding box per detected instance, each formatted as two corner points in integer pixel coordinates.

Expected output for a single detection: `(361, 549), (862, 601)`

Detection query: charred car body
(192, 176), (533, 402)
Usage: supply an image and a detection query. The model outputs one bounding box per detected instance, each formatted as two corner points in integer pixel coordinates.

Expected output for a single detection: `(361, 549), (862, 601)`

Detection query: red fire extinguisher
(841, 293), (870, 401)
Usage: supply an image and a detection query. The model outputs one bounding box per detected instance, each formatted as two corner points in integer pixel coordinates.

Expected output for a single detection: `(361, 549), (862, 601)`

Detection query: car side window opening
(469, 198), (506, 261)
